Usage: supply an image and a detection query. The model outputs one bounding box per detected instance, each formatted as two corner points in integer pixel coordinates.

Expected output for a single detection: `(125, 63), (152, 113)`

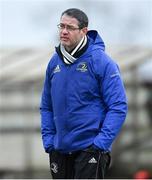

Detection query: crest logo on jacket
(76, 62), (88, 72)
(53, 65), (61, 73)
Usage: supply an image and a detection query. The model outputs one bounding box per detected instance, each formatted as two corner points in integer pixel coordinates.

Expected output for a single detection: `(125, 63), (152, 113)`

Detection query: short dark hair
(61, 8), (88, 29)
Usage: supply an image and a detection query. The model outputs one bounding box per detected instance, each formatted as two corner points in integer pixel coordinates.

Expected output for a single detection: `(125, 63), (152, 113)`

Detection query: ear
(82, 27), (88, 35)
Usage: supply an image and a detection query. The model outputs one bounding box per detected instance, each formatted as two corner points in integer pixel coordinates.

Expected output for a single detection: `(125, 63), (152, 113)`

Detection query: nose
(61, 27), (69, 34)
(62, 29), (68, 34)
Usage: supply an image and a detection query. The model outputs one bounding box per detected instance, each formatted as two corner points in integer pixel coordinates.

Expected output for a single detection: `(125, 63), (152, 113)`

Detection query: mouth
(60, 37), (69, 42)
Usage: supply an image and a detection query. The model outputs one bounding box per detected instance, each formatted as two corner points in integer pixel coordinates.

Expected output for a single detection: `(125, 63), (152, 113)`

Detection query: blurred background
(0, 0), (152, 178)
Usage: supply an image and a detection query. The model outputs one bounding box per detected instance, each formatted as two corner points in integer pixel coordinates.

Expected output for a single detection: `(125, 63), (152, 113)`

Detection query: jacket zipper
(65, 65), (71, 114)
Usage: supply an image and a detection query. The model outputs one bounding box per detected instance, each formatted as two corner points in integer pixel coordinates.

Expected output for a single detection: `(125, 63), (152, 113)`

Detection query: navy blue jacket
(40, 30), (128, 153)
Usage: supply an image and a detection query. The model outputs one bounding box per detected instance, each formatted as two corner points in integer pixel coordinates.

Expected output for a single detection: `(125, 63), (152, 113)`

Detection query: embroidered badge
(53, 65), (61, 73)
(76, 62), (88, 72)
(51, 162), (58, 173)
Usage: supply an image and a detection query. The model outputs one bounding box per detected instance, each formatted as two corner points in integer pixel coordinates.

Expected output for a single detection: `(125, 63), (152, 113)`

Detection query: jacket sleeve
(93, 52), (128, 151)
(40, 63), (56, 153)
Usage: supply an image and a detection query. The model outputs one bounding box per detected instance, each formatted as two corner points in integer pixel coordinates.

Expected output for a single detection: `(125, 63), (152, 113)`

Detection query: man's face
(58, 14), (88, 51)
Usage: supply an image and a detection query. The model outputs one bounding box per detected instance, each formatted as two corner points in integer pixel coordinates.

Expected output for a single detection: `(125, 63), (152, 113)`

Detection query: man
(40, 8), (127, 179)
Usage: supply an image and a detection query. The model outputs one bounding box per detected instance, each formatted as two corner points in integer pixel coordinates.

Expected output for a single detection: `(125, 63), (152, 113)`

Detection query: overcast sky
(0, 0), (152, 48)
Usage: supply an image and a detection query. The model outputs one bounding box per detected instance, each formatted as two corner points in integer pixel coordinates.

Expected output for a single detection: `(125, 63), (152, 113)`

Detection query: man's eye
(67, 26), (74, 30)
(60, 24), (65, 28)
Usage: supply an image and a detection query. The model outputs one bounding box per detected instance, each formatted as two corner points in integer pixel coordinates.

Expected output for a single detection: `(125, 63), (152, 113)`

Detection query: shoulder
(91, 49), (115, 65)
(90, 49), (118, 77)
(47, 52), (59, 72)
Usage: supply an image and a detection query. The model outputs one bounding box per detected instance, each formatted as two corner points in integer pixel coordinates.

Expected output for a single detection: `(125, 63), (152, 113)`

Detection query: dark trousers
(49, 147), (111, 179)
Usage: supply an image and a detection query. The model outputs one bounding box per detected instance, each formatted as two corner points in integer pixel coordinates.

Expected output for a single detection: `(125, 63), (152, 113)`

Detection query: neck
(65, 46), (75, 53)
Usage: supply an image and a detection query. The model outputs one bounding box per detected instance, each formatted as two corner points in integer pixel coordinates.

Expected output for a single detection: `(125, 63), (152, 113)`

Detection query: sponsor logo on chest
(53, 65), (61, 73)
(53, 62), (88, 74)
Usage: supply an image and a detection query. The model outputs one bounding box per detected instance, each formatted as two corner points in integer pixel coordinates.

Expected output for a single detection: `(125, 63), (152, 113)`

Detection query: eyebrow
(60, 23), (78, 27)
